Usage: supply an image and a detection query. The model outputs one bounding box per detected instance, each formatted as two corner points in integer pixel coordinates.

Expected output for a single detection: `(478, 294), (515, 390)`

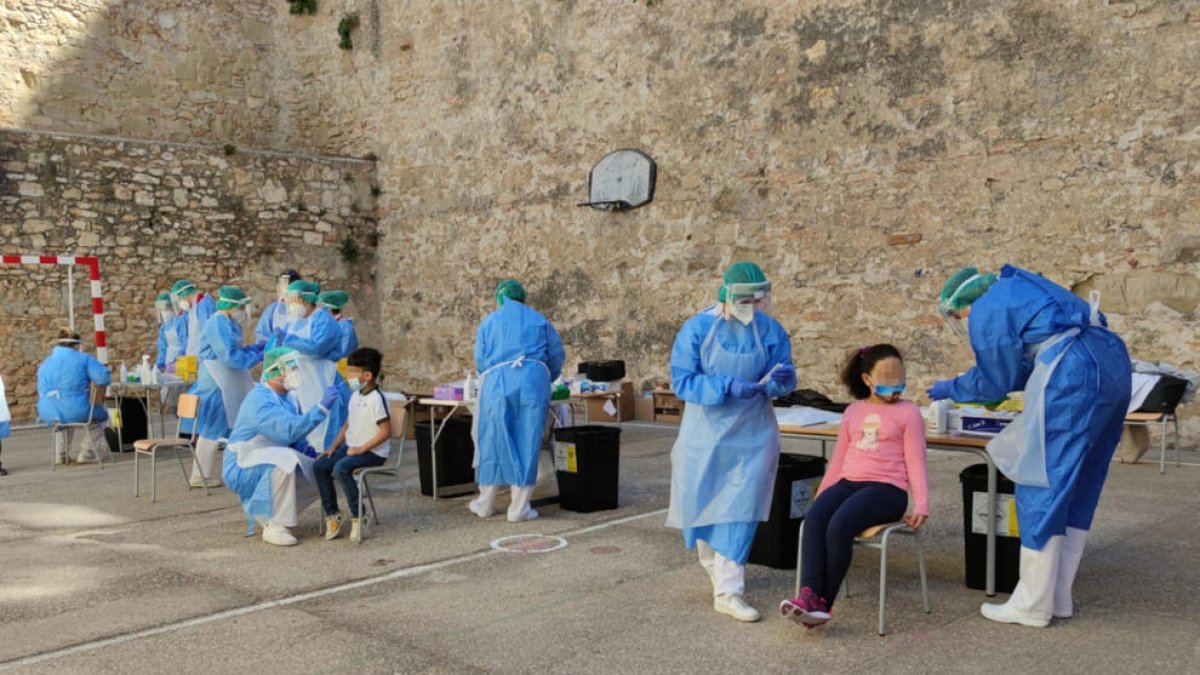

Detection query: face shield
(264, 351), (302, 384)
(723, 281), (772, 325)
(940, 306), (971, 347)
(277, 276), (292, 300)
(284, 290), (309, 322)
(155, 300), (174, 324)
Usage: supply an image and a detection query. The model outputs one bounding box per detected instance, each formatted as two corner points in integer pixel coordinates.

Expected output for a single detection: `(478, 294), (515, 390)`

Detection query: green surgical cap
(316, 290), (349, 310)
(495, 279), (526, 306)
(216, 285), (249, 310)
(155, 291), (172, 303)
(262, 347), (298, 378)
(287, 279), (320, 304)
(170, 279), (197, 298)
(717, 261), (768, 302)
(940, 267), (998, 312)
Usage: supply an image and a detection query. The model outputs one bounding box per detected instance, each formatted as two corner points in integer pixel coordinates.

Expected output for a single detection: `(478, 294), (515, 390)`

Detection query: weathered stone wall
(2, 1), (1198, 437)
(0, 129), (377, 419)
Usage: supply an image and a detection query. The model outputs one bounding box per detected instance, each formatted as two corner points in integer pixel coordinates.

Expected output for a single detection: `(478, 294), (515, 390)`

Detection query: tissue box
(433, 381), (465, 401)
(950, 408), (1017, 436)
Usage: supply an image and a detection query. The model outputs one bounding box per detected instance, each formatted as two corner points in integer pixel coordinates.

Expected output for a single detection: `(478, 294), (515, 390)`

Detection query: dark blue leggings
(801, 480), (908, 608)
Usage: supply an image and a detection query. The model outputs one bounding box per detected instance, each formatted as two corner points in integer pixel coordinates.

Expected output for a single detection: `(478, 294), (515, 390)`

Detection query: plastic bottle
(463, 371), (476, 402)
(120, 362), (129, 383)
(140, 355), (152, 384)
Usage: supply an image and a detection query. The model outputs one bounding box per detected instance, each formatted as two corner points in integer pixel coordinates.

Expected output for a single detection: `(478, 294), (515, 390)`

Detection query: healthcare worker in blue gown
(468, 279), (566, 522)
(172, 278), (216, 436)
(317, 290), (358, 360)
(37, 329), (113, 465)
(190, 286), (264, 488)
(255, 269), (301, 345)
(275, 280), (348, 456)
(222, 347), (341, 546)
(154, 292), (185, 373)
(928, 265), (1131, 628)
(667, 262), (797, 623)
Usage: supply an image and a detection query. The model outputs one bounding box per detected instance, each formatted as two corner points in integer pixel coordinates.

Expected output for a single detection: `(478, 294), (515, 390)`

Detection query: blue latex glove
(926, 380), (954, 401)
(319, 385), (340, 410)
(296, 443), (319, 459)
(770, 364), (796, 383)
(729, 379), (764, 400)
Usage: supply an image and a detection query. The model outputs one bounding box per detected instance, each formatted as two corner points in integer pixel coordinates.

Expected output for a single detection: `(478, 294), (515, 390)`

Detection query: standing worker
(927, 265), (1131, 628)
(0, 372), (10, 475)
(317, 290), (358, 360)
(256, 269), (302, 345)
(276, 280), (346, 454)
(222, 347), (340, 546)
(190, 286), (264, 487)
(666, 262), (796, 622)
(170, 279), (216, 359)
(469, 279), (565, 522)
(37, 329), (113, 465)
(154, 291), (185, 373)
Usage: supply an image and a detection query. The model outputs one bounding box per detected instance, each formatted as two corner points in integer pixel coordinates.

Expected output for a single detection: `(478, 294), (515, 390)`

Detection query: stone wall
(0, 129), (377, 420)
(2, 1), (1198, 437)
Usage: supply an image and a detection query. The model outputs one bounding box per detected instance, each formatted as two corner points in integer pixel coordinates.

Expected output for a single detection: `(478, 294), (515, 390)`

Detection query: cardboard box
(634, 395), (655, 421)
(653, 390), (685, 424)
(585, 381), (634, 422)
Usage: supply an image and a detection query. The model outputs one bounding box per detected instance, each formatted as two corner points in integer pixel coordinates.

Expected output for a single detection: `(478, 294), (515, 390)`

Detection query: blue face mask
(874, 383), (906, 398)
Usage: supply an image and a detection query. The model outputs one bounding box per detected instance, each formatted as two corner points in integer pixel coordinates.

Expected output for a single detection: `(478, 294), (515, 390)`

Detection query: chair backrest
(89, 384), (107, 406)
(383, 392), (410, 468)
(177, 393), (200, 420)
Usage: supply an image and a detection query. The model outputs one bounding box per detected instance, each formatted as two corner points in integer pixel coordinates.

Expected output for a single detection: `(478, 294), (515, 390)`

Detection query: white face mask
(177, 298), (191, 311)
(232, 309), (248, 324)
(286, 303), (305, 321)
(283, 370), (302, 391)
(347, 377), (363, 392)
(730, 302), (755, 326)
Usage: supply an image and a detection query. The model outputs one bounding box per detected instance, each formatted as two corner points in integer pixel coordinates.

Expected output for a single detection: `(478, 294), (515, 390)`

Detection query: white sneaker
(349, 516), (365, 543)
(262, 523), (298, 546)
(714, 594), (761, 623)
(507, 507), (539, 523)
(468, 498), (495, 519)
(324, 513), (344, 541)
(77, 449), (97, 463)
(189, 476), (222, 488)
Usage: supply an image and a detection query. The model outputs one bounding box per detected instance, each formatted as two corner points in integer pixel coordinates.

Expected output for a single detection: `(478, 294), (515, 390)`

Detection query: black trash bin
(960, 463), (1020, 593)
(749, 454), (827, 569)
(552, 425), (621, 512)
(105, 396), (148, 453)
(415, 418), (476, 497)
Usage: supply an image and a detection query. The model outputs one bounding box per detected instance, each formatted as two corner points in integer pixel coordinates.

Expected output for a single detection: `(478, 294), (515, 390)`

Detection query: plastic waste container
(749, 454), (827, 569)
(960, 463), (1020, 593)
(415, 418), (476, 497)
(552, 425), (621, 512)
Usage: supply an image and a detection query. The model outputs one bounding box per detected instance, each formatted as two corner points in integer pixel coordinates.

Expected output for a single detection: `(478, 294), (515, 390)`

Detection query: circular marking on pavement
(490, 534), (568, 553)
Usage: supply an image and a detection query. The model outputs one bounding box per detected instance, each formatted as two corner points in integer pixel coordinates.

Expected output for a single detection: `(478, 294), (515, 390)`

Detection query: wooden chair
(50, 384), (110, 470)
(133, 393), (210, 503)
(795, 520), (931, 636)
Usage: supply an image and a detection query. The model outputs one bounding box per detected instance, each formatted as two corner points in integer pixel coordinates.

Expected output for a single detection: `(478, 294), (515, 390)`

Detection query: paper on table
(774, 405), (843, 427)
(603, 399), (618, 416)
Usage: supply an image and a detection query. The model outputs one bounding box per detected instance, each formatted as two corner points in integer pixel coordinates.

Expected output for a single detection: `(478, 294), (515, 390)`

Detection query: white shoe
(188, 476), (221, 488)
(77, 449), (97, 463)
(349, 516), (366, 543)
(468, 498), (495, 519)
(324, 513), (344, 541)
(714, 594), (760, 623)
(55, 455), (68, 465)
(507, 507), (539, 523)
(262, 523), (298, 546)
(980, 538), (1061, 628)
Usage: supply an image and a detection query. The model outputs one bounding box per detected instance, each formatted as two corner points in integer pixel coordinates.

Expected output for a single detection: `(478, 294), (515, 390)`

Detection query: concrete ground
(1, 420), (1198, 674)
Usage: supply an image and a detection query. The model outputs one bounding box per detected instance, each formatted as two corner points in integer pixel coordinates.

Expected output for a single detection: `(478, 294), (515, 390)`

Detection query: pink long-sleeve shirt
(817, 400), (930, 516)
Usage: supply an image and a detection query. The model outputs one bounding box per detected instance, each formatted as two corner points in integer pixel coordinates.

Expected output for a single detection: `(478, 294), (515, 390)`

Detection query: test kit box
(585, 381), (635, 422)
(653, 390), (685, 424)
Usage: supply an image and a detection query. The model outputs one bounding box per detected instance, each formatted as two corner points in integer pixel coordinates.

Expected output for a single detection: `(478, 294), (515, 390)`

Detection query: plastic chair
(50, 384), (110, 470)
(133, 393), (210, 503)
(352, 394), (416, 542)
(795, 520), (932, 636)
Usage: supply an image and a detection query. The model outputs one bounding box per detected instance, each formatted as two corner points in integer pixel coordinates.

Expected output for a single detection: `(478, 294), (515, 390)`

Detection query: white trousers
(269, 467), (318, 528)
(474, 484), (536, 520)
(697, 540), (745, 597)
(191, 437), (222, 483)
(55, 424), (106, 459)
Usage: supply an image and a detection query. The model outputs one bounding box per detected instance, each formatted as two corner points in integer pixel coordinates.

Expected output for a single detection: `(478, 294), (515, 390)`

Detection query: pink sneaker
(780, 587), (832, 628)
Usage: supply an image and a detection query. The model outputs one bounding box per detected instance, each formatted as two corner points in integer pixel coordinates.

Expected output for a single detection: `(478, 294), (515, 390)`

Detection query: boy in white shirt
(315, 347), (392, 542)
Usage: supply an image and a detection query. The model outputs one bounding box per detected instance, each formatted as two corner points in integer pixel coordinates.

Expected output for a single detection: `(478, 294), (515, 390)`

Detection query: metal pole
(67, 265), (76, 332)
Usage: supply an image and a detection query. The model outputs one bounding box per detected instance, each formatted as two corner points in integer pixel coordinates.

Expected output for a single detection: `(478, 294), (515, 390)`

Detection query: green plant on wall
(287, 0), (316, 16)
(339, 236), (359, 263)
(223, 143), (236, 156)
(338, 15), (358, 50)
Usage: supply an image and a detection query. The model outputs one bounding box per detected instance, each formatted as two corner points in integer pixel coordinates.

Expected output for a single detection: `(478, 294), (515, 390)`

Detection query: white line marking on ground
(0, 507), (669, 671)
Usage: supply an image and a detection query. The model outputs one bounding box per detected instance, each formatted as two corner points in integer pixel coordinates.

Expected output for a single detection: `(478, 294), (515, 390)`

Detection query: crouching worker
(315, 347), (394, 543)
(222, 347), (342, 546)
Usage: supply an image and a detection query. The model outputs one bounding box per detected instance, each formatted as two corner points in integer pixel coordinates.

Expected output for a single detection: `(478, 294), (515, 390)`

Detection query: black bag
(772, 388), (849, 413)
(1136, 375), (1188, 414)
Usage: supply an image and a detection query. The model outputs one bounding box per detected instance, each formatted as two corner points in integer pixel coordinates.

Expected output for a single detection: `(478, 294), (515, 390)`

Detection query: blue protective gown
(194, 314), (264, 440)
(222, 383), (328, 531)
(178, 294), (216, 436)
(666, 306), (796, 564)
(474, 300), (566, 486)
(36, 346), (112, 425)
(334, 315), (359, 361)
(282, 309), (347, 450)
(255, 300), (289, 345)
(155, 315), (186, 370)
(945, 265), (1131, 550)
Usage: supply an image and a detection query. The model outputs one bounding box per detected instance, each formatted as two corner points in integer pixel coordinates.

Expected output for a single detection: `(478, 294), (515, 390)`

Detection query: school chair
(49, 384), (111, 470)
(795, 520), (932, 636)
(133, 393), (211, 503)
(351, 393), (417, 542)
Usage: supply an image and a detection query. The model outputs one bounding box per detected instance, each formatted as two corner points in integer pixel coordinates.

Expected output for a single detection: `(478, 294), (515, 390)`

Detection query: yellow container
(175, 355), (199, 382)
